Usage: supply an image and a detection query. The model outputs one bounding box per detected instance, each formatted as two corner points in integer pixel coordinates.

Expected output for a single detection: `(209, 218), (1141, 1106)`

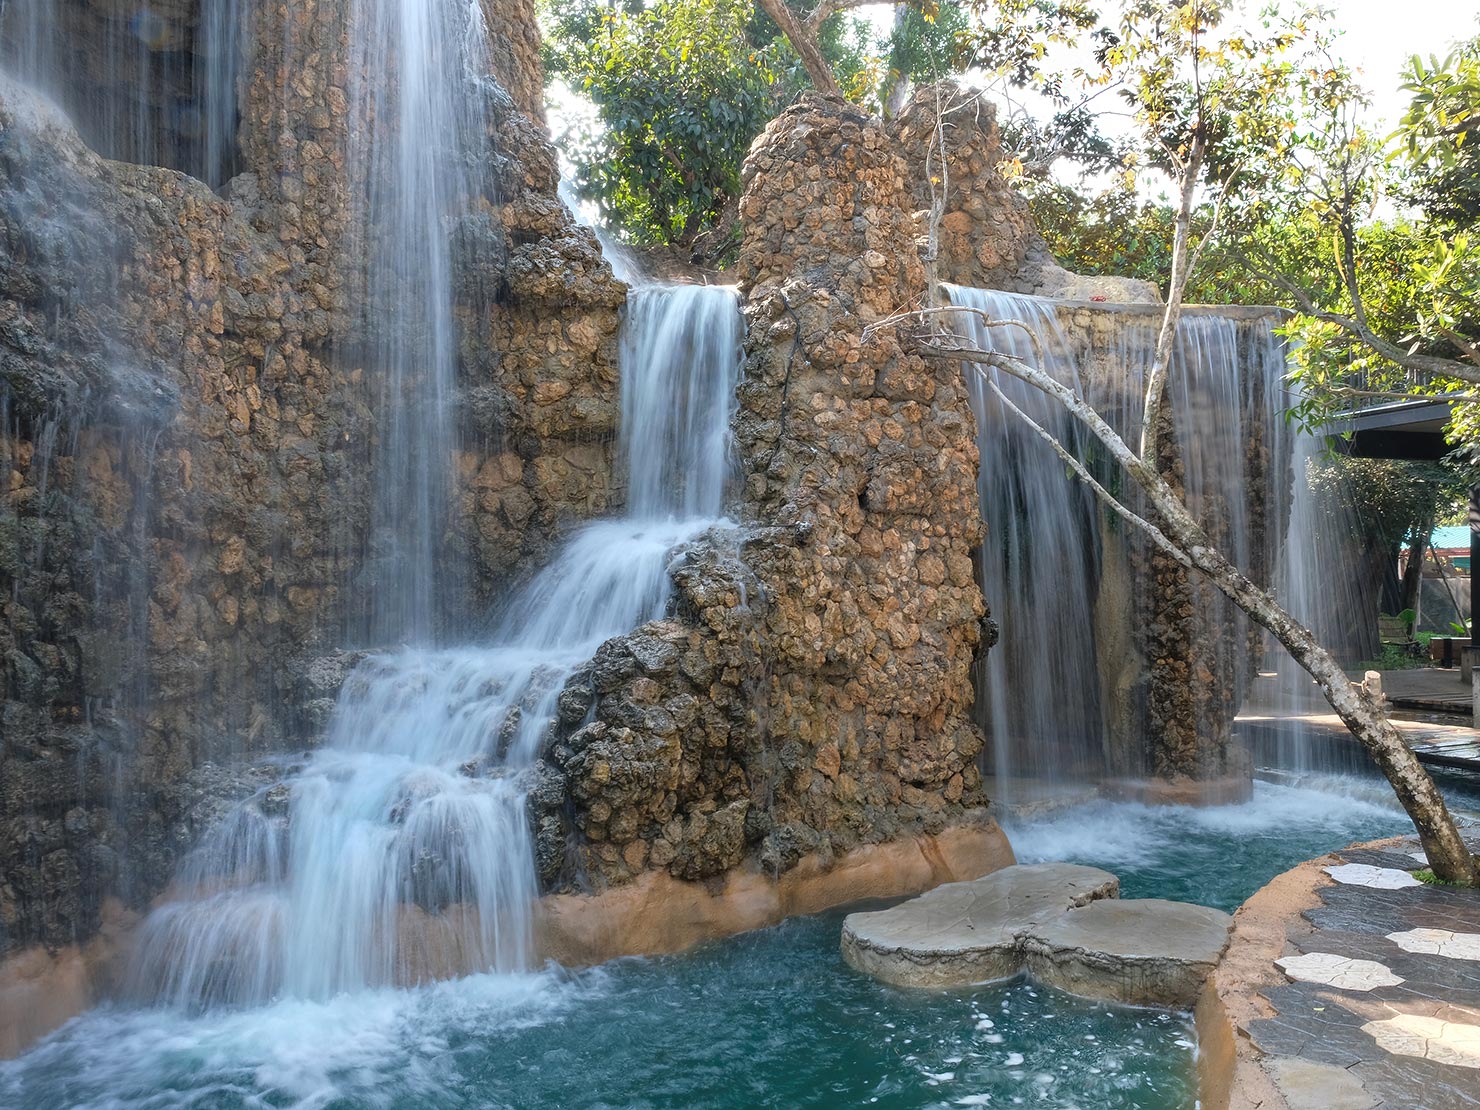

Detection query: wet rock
(260, 783), (292, 818)
(841, 863), (1119, 988)
(759, 822), (822, 874)
(670, 799), (750, 881)
(1022, 897), (1233, 1008)
(0, 1), (629, 962)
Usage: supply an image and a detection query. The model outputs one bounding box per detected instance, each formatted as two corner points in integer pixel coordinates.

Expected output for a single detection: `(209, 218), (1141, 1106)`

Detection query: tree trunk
(755, 0), (842, 97)
(882, 4), (912, 118)
(1400, 512), (1434, 619)
(1186, 539), (1476, 884)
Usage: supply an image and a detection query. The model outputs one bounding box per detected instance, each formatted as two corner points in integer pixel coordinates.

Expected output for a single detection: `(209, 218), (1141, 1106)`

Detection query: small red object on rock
(1090, 295), (1107, 302)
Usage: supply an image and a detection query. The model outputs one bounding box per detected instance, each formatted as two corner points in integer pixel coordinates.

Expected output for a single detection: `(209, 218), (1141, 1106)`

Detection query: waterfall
(345, 0), (499, 645)
(126, 282), (744, 1007)
(945, 286), (1317, 800)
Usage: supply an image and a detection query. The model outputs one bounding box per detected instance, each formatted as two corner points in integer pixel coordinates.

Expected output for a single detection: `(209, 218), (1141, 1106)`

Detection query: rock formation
(0, 0), (623, 965)
(0, 2), (1290, 1054)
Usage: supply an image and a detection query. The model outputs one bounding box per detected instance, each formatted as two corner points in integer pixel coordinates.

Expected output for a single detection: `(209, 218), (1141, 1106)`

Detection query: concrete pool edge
(0, 817), (1016, 1059)
(537, 817), (1017, 964)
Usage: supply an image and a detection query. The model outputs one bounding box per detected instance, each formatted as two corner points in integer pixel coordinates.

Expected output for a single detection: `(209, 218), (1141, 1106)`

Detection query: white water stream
(945, 286), (1347, 794)
(129, 283), (743, 1007)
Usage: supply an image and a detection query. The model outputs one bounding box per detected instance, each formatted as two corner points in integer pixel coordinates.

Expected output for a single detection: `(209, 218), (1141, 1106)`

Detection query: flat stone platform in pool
(841, 862), (1233, 1008)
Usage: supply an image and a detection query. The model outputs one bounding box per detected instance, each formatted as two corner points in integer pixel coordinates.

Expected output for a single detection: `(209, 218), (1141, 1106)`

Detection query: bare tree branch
(755, 0), (842, 97)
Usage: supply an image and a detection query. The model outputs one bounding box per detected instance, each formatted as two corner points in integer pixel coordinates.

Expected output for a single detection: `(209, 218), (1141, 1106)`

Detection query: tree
(874, 1), (1479, 883)
(544, 0), (879, 248)
(1237, 35), (1480, 436)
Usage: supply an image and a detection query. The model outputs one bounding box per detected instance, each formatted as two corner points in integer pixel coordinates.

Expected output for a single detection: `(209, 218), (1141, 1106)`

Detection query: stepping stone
(840, 863), (1118, 988)
(1276, 951), (1404, 991)
(1324, 864), (1422, 890)
(1265, 1057), (1376, 1110)
(1386, 928), (1480, 961)
(841, 864), (1231, 1008)
(1023, 897), (1234, 1008)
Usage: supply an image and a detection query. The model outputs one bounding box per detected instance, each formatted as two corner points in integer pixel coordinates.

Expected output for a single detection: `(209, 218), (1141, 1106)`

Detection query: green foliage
(1413, 867), (1464, 887)
(544, 0), (893, 248)
(1305, 456), (1466, 555)
(543, 0), (795, 246)
(1029, 184), (1175, 293)
(1397, 40), (1480, 226)
(882, 2), (973, 105)
(1356, 643), (1426, 671)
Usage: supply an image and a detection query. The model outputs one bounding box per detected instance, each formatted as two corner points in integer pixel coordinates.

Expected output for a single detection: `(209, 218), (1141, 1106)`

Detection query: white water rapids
(128, 282), (744, 1007)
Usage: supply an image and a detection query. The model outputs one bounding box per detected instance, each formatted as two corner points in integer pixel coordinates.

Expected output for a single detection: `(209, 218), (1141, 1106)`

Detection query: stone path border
(1200, 832), (1480, 1110)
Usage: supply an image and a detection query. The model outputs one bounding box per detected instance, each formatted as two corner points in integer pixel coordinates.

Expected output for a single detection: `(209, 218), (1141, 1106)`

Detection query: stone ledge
(1024, 897), (1234, 1008)
(840, 862), (1118, 988)
(0, 822), (1014, 1061)
(841, 863), (1233, 1009)
(0, 898), (136, 1060)
(1100, 774), (1254, 807)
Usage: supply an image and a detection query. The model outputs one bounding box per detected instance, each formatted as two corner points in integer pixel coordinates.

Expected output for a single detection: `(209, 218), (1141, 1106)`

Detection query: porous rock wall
(0, 0), (623, 963)
(893, 86), (1158, 303)
(533, 92), (997, 896)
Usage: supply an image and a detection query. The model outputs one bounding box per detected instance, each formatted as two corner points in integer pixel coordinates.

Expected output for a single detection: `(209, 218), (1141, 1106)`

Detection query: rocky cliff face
(0, 0), (623, 961)
(528, 93), (999, 896)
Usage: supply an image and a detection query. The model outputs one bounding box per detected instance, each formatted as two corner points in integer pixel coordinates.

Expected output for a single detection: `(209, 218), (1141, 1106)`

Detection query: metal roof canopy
(1330, 399), (1454, 462)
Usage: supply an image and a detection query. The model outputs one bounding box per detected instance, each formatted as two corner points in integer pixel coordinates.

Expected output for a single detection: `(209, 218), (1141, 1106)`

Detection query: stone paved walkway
(1243, 834), (1480, 1109)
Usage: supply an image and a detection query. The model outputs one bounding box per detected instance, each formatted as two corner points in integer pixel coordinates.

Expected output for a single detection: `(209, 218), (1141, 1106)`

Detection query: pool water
(4, 773), (1474, 1109)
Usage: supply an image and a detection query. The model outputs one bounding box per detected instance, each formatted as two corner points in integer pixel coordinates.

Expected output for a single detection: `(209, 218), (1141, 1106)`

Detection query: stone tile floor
(1249, 835), (1480, 1109)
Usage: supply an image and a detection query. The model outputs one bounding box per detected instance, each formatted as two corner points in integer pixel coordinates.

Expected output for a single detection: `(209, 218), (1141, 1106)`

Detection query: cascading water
(127, 281), (744, 1007)
(947, 291), (1105, 802)
(945, 286), (1311, 801)
(344, 0), (499, 645)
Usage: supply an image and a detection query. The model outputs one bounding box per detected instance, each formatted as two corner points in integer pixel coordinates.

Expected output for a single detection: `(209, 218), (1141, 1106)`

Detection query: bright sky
(1331, 0), (1478, 128)
(849, 0), (1476, 131)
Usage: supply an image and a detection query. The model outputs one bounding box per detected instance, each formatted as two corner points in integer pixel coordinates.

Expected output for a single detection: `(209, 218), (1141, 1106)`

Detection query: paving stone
(1387, 928), (1480, 962)
(1276, 951), (1404, 991)
(1362, 1014), (1480, 1069)
(1246, 837), (1480, 1109)
(1325, 864), (1424, 890)
(1265, 1056), (1376, 1110)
